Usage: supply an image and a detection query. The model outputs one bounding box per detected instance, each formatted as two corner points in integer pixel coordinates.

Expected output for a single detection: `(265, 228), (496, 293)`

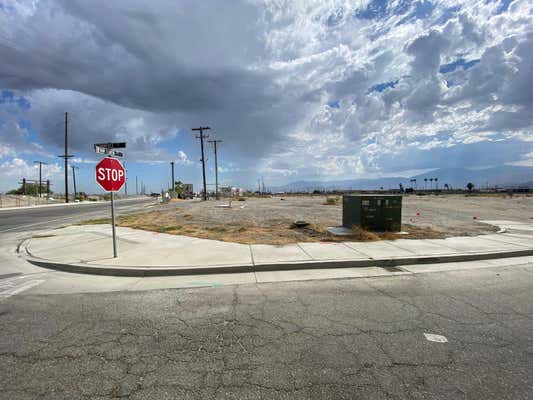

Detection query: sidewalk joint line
(295, 243), (314, 260)
(339, 242), (374, 259)
(248, 244), (256, 267)
(380, 241), (418, 255)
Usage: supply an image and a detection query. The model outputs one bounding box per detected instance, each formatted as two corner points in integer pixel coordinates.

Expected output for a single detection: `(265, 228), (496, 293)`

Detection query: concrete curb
(20, 239), (533, 277)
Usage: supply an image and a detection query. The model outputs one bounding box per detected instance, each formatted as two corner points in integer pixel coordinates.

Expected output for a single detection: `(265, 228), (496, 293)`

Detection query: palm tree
(174, 180), (184, 198)
(424, 178), (428, 190)
(434, 177), (438, 190)
(467, 182), (474, 192)
(429, 178), (434, 190)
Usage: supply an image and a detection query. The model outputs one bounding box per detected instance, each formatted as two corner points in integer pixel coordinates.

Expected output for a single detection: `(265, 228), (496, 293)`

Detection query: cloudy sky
(1, 0), (532, 193)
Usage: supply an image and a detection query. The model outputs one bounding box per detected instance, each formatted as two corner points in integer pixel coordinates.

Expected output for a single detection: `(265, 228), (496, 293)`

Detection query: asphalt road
(0, 197), (156, 233)
(1, 263), (532, 399)
(0, 199), (532, 399)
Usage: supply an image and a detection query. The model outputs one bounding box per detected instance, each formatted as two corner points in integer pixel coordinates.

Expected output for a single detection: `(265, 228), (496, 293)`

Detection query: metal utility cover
(343, 194), (402, 232)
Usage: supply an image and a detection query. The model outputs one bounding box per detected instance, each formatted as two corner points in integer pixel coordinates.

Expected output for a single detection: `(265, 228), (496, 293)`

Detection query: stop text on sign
(97, 167), (124, 182)
(95, 157), (126, 192)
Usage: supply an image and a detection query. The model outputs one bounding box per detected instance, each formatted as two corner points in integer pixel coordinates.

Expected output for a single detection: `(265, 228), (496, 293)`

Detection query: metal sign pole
(110, 190), (117, 258)
(94, 143), (127, 259)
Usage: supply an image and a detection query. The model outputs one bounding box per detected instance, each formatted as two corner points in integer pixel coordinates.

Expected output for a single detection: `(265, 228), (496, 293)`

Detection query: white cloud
(0, 157), (61, 179)
(1, 0), (532, 185)
(176, 150), (193, 166)
(71, 157), (96, 164)
(0, 144), (15, 158)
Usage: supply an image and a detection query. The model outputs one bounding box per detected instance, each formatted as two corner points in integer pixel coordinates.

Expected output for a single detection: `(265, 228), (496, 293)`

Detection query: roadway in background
(0, 197), (156, 233)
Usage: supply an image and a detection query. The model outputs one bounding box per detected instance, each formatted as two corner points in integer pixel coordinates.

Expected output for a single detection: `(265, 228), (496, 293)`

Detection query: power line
(191, 126), (211, 201)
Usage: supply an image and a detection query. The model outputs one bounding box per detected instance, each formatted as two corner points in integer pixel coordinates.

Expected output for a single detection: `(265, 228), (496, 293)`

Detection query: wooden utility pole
(58, 112), (74, 203)
(123, 162), (128, 196)
(207, 139), (222, 200)
(33, 161), (47, 197)
(170, 161), (175, 197)
(71, 165), (79, 200)
(192, 127), (211, 200)
(64, 112), (69, 202)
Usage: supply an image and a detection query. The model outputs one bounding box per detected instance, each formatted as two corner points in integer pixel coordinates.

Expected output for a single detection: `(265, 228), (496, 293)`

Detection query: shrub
(323, 196), (339, 205)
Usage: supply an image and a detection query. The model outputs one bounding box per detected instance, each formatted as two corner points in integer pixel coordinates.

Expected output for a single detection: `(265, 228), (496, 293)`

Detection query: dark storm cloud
(1, 0), (533, 184)
(0, 0), (308, 159)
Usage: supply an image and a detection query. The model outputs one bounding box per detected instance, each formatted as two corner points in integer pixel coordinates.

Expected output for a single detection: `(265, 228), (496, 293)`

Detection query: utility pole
(261, 176), (265, 194)
(258, 178), (261, 194)
(207, 139), (222, 200)
(58, 112), (74, 203)
(71, 165), (79, 200)
(33, 161), (47, 197)
(124, 162), (128, 196)
(192, 127), (211, 201)
(170, 161), (175, 198)
(136, 176), (138, 195)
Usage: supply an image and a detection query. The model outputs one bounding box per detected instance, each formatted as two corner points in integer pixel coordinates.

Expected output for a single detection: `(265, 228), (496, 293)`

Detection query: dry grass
(78, 194), (522, 244)
(81, 209), (445, 245)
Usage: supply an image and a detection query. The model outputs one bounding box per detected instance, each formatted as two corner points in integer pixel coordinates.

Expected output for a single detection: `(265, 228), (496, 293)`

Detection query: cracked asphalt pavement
(1, 264), (532, 399)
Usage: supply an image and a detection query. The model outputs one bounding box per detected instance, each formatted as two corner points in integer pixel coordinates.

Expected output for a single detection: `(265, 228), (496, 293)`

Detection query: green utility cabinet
(342, 195), (402, 232)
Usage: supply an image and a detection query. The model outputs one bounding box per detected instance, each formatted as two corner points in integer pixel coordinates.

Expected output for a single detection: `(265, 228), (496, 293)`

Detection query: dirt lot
(89, 194), (532, 244)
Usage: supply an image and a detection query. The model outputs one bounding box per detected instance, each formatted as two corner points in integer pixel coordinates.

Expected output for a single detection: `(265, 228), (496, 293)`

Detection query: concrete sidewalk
(20, 221), (533, 276)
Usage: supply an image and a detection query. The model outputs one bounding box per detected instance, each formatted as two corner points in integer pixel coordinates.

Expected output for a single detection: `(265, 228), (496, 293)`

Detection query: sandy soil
(88, 194), (532, 244)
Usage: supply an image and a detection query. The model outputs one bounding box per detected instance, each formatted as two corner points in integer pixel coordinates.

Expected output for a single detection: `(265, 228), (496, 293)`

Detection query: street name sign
(94, 142), (127, 155)
(95, 157), (126, 192)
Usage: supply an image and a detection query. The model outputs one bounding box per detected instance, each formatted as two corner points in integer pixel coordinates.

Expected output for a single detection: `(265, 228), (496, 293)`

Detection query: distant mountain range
(271, 166), (533, 192)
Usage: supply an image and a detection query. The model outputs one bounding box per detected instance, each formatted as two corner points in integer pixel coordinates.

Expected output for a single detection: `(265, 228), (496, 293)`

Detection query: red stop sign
(95, 157), (126, 192)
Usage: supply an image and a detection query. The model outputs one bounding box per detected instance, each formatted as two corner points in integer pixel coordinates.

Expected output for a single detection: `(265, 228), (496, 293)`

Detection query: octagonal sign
(95, 157), (126, 192)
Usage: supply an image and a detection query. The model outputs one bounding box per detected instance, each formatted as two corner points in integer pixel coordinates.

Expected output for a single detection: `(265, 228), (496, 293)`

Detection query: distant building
(220, 186), (232, 197)
(182, 183), (193, 198)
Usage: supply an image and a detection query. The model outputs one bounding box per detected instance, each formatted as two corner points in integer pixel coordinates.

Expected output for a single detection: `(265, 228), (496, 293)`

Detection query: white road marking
(423, 333), (448, 343)
(0, 276), (45, 299)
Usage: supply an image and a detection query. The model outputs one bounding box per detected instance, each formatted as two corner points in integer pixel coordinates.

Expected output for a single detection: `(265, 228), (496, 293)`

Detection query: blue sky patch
(0, 89), (14, 103)
(496, 0), (514, 14)
(356, 0), (389, 20)
(0, 89), (31, 110)
(368, 79), (399, 93)
(439, 58), (480, 74)
(397, 1), (435, 25)
(16, 97), (31, 111)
